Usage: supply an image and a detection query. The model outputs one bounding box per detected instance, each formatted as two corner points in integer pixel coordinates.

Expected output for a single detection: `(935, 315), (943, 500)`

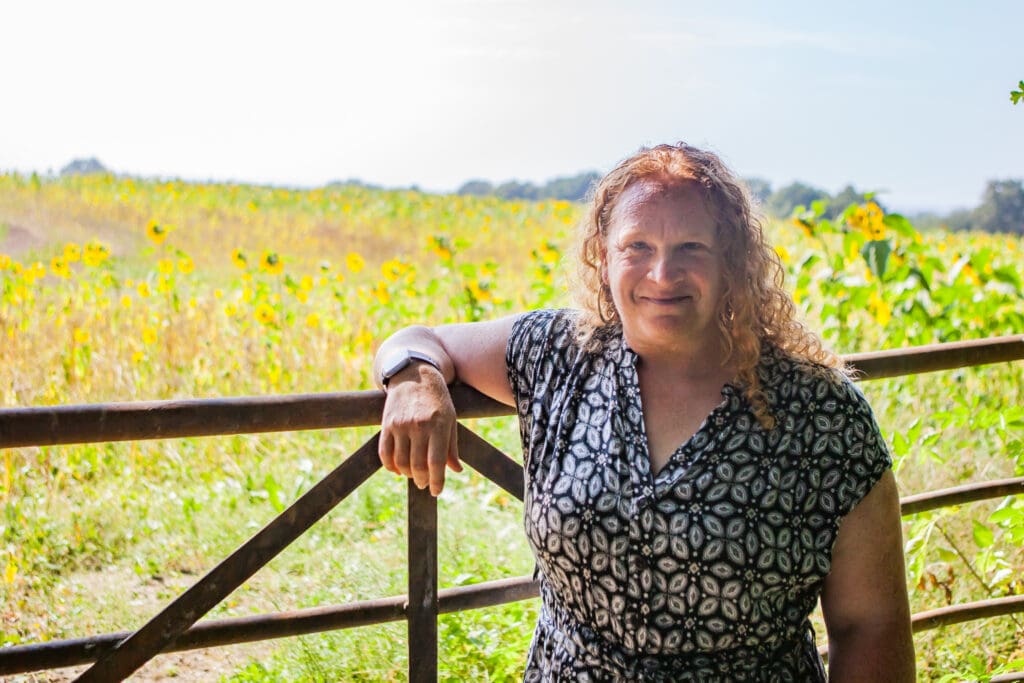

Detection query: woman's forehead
(610, 178), (713, 226)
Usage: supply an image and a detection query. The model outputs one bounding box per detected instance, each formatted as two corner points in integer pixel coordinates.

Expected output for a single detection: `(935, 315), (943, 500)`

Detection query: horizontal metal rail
(0, 576), (542, 676)
(900, 477), (1024, 516)
(1, 335), (1021, 449)
(6, 471), (1022, 676)
(11, 580), (1024, 675)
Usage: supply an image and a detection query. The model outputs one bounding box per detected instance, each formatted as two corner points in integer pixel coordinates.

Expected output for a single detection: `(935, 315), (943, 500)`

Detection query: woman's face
(603, 179), (725, 358)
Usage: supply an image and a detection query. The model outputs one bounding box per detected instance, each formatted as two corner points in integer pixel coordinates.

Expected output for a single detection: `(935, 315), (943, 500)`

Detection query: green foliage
(1011, 80), (1024, 105)
(766, 181), (830, 218)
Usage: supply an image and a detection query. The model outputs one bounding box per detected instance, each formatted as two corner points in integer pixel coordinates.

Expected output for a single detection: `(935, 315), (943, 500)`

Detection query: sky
(3, 0), (1022, 213)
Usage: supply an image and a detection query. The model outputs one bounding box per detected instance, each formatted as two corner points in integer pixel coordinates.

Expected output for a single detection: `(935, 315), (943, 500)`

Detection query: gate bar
(73, 437), (381, 682)
(2, 336), (1021, 450)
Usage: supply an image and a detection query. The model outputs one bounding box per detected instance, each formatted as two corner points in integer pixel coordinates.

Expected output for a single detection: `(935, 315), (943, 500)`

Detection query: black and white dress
(506, 309), (891, 682)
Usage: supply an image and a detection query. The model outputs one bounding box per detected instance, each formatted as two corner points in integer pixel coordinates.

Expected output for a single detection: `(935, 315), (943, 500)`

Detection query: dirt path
(10, 568), (272, 682)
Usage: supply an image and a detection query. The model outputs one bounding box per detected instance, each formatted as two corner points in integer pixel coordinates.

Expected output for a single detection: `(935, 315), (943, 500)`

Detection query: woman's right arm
(373, 314), (521, 496)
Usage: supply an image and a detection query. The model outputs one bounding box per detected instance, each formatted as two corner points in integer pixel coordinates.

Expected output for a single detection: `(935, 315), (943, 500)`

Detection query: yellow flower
(467, 279), (492, 302)
(300, 275), (314, 291)
(158, 258), (175, 275)
(867, 290), (891, 326)
(142, 327), (158, 345)
(848, 202), (885, 240)
(381, 258), (409, 282)
(346, 252), (365, 273)
(146, 220), (168, 245)
(137, 281), (151, 298)
(214, 288), (224, 299)
(255, 303), (277, 325)
(224, 302), (238, 317)
(537, 241), (561, 264)
(82, 241), (110, 267)
(774, 245), (791, 264)
(428, 235), (453, 261)
(120, 294), (132, 309)
(63, 243), (81, 262)
(373, 281), (390, 305)
(792, 218), (814, 238)
(0, 254), (10, 270)
(960, 262), (981, 286)
(73, 327), (90, 344)
(231, 249), (247, 269)
(50, 256), (71, 279)
(157, 275), (173, 293)
(178, 256), (194, 274)
(305, 312), (320, 328)
(259, 251), (284, 275)
(132, 351), (145, 365)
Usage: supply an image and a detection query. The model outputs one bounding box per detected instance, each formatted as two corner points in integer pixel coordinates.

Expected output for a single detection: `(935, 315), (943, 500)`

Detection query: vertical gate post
(407, 480), (438, 682)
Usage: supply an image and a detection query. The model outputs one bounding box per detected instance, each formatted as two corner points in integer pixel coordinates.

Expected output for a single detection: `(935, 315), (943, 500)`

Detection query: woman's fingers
(446, 420), (462, 473)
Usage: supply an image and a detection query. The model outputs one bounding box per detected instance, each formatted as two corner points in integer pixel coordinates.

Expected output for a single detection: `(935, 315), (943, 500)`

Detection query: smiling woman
(371, 142), (915, 681)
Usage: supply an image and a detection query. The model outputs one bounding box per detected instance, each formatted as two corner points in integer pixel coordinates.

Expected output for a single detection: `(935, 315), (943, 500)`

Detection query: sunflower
(146, 220), (168, 245)
(259, 251), (284, 275)
(345, 252), (365, 273)
(231, 249), (247, 269)
(255, 303), (278, 325)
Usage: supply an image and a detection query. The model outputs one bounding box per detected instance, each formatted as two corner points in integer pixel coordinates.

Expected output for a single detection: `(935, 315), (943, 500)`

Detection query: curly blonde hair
(573, 142), (846, 428)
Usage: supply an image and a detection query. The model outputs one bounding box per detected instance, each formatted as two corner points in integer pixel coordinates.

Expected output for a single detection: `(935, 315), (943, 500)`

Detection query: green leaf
(972, 520), (994, 547)
(860, 239), (892, 280)
(989, 506), (1022, 524)
(882, 213), (918, 238)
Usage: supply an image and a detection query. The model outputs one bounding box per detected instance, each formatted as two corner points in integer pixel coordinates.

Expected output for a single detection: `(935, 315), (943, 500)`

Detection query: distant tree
(494, 180), (541, 200)
(826, 184), (884, 220)
(60, 157), (108, 176)
(540, 172), (601, 201)
(944, 208), (974, 232)
(766, 181), (829, 217)
(1011, 80), (1024, 105)
(456, 179), (494, 196)
(326, 178), (382, 190)
(742, 177), (772, 206)
(971, 179), (1024, 234)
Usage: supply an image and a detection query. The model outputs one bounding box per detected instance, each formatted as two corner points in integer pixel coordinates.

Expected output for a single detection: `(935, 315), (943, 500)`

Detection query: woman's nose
(648, 253), (683, 283)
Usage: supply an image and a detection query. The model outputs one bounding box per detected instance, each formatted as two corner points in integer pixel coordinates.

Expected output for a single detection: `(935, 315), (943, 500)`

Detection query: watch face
(381, 349), (413, 384)
(381, 349), (440, 386)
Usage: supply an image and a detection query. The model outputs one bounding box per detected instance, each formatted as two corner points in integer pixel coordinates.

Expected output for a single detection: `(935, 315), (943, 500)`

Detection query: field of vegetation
(1, 172), (1022, 681)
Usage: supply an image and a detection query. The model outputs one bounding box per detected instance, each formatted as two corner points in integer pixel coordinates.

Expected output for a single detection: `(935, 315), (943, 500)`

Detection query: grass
(0, 173), (1022, 681)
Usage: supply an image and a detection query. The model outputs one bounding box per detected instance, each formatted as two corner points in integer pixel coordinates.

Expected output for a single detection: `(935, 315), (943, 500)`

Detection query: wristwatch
(380, 348), (443, 388)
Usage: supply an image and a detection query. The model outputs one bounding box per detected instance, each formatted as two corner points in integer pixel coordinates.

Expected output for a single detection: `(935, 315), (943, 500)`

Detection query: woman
(373, 143), (915, 681)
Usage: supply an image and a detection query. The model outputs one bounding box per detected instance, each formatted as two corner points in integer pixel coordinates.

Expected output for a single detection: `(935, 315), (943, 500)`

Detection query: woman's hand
(379, 361), (462, 496)
(372, 315), (520, 496)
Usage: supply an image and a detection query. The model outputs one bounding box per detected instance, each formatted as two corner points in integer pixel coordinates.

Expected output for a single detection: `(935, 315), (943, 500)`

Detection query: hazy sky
(3, 0), (1022, 212)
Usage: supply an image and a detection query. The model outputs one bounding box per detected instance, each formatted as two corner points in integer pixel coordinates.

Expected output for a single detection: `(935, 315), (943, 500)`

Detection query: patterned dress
(505, 309), (891, 682)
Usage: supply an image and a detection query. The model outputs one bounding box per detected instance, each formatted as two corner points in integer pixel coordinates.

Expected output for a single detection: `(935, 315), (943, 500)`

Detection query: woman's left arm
(821, 469), (915, 682)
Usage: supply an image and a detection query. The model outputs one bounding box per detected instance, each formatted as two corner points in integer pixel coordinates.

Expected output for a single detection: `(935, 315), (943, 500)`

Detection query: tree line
(56, 158), (1023, 235)
(456, 170), (1023, 235)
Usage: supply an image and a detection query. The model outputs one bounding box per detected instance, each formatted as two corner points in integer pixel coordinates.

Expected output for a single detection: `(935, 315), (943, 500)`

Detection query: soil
(9, 568), (271, 683)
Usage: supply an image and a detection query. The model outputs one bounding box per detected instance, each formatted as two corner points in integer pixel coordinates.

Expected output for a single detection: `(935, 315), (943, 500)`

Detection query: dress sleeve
(828, 377), (893, 520)
(505, 309), (570, 405)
